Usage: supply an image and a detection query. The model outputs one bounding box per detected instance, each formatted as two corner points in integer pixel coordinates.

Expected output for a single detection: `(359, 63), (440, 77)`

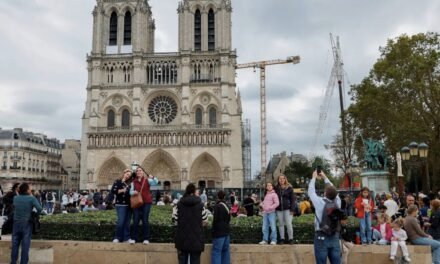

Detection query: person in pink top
(259, 182), (279, 245)
(372, 213), (392, 245)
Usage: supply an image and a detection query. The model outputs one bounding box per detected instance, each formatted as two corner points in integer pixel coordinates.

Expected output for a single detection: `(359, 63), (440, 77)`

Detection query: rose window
(148, 96), (178, 124)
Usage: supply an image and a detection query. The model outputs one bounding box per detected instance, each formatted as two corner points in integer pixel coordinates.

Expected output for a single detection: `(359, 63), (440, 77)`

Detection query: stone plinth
(361, 170), (390, 194)
(0, 240), (432, 264)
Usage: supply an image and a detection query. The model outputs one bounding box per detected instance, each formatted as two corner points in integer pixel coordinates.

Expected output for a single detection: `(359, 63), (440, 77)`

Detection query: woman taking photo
(11, 182), (42, 264)
(274, 174), (296, 244)
(111, 169), (133, 243)
(130, 166), (158, 244)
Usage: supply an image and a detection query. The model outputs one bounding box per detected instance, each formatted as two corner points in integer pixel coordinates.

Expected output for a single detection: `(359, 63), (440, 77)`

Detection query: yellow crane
(236, 56), (300, 180)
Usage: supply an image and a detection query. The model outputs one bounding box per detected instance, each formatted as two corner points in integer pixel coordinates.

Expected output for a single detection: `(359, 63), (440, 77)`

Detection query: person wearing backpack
(211, 190), (231, 264)
(308, 170), (342, 264)
(354, 187), (375, 245)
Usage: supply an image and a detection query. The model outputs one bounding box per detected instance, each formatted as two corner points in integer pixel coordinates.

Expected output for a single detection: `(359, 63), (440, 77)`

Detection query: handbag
(130, 178), (145, 209)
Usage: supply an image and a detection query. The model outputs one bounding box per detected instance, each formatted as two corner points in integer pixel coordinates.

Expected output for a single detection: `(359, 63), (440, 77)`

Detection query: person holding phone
(130, 166), (158, 244)
(111, 169), (133, 243)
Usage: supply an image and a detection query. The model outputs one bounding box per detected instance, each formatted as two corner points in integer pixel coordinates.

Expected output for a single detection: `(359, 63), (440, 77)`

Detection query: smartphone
(316, 165), (322, 174)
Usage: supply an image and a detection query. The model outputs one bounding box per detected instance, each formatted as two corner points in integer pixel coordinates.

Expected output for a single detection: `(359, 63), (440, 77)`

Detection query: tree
(284, 156), (334, 190)
(347, 32), (440, 192)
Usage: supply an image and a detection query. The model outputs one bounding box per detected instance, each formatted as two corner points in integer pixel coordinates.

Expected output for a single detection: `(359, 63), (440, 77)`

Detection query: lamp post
(400, 142), (429, 195)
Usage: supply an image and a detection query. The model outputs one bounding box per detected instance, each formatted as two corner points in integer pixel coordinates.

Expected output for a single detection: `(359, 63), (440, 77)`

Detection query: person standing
(243, 193), (255, 217)
(384, 193), (399, 219)
(308, 170), (342, 264)
(259, 182), (279, 245)
(354, 187), (375, 244)
(428, 199), (440, 241)
(111, 169), (133, 243)
(130, 166), (158, 244)
(173, 183), (208, 264)
(211, 190), (231, 264)
(274, 174), (296, 244)
(10, 183), (42, 264)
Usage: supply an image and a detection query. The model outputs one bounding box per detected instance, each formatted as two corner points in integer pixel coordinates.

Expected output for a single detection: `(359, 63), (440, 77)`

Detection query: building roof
(0, 128), (61, 149)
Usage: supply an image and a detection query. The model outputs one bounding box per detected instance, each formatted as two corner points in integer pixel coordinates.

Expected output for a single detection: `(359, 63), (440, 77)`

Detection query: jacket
(429, 210), (440, 240)
(174, 195), (206, 253)
(274, 185), (296, 212)
(212, 201), (231, 238)
(354, 196), (374, 219)
(110, 179), (130, 205)
(373, 223), (392, 241)
(261, 190), (279, 214)
(130, 176), (158, 204)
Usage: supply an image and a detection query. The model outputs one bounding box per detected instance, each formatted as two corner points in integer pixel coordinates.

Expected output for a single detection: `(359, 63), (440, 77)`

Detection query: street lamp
(400, 142), (429, 195)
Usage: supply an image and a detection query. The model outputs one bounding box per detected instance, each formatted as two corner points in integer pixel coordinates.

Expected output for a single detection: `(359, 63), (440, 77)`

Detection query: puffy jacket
(354, 196), (374, 219)
(174, 195), (206, 253)
(373, 223), (393, 241)
(274, 185), (296, 212)
(261, 190), (279, 214)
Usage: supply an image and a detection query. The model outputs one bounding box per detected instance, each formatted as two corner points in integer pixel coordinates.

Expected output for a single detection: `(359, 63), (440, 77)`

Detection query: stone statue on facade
(396, 152), (403, 177)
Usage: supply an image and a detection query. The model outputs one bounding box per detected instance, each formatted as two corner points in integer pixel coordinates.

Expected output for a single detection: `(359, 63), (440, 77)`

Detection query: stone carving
(127, 91), (133, 98)
(222, 104), (229, 114)
(213, 88), (220, 95)
(112, 96), (123, 107)
(87, 169), (94, 182)
(142, 87), (149, 95)
(200, 94), (211, 105)
(133, 107), (140, 116)
(182, 105), (189, 115)
(223, 167), (230, 180)
(190, 88), (197, 95)
(99, 91), (108, 98)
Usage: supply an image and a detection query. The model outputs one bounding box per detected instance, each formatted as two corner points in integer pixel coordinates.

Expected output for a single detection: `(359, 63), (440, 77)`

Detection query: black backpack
(47, 192), (53, 201)
(317, 198), (343, 236)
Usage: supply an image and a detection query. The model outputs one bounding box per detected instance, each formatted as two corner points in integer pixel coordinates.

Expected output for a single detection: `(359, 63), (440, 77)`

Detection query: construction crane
(236, 56), (301, 180)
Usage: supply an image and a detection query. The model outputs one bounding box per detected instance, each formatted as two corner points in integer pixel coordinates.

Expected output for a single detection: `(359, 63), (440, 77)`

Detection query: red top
(354, 196), (375, 219)
(373, 223), (393, 241)
(132, 177), (152, 204)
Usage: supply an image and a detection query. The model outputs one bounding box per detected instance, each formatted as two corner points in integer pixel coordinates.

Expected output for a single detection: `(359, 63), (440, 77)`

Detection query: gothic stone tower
(80, 0), (243, 190)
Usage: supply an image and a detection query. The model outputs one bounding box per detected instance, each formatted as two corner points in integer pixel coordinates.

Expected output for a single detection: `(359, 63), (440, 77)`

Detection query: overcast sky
(0, 0), (439, 176)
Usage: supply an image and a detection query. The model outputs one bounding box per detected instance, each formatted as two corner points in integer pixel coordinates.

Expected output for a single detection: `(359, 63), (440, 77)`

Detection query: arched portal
(97, 157), (127, 189)
(142, 149), (180, 188)
(190, 153), (222, 188)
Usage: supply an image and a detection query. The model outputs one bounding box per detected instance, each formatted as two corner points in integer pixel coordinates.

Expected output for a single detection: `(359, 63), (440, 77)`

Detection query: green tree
(347, 32), (440, 192)
(284, 156), (334, 190)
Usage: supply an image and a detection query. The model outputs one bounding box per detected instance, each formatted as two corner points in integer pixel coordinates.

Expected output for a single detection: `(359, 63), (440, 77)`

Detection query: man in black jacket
(173, 183), (207, 264)
(211, 190), (231, 264)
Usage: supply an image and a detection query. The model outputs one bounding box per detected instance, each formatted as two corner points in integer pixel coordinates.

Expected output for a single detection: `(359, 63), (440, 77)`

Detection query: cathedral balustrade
(145, 56), (179, 85)
(87, 125), (231, 149)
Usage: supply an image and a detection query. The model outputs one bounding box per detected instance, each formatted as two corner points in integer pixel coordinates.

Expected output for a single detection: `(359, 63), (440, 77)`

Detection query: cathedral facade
(80, 0), (243, 190)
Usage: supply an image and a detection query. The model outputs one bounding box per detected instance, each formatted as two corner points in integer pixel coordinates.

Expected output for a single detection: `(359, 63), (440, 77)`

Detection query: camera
(316, 165), (322, 174)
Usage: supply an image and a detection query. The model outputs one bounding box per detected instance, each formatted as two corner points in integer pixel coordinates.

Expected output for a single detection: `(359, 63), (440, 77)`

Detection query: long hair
(120, 169), (132, 180)
(276, 174), (292, 188)
(135, 166), (149, 177)
(184, 183), (196, 197)
(359, 187), (371, 199)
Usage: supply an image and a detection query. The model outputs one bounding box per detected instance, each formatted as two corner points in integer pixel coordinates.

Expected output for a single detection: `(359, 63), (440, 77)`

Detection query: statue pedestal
(361, 170), (389, 195)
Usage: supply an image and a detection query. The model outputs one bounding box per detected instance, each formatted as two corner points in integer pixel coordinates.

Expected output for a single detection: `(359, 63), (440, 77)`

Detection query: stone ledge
(0, 240), (432, 264)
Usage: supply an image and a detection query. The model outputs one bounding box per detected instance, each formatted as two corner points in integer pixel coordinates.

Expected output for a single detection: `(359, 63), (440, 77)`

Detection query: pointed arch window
(107, 110), (115, 128)
(208, 9), (215, 51)
(194, 9), (201, 51)
(124, 11), (132, 45)
(209, 107), (217, 127)
(195, 107), (203, 125)
(122, 109), (130, 128)
(109, 12), (118, 46)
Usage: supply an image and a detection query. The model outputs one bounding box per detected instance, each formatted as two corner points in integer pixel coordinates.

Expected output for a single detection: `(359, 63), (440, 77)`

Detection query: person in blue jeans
(405, 205), (440, 264)
(354, 187), (374, 244)
(308, 170), (341, 264)
(211, 190), (231, 264)
(11, 182), (42, 264)
(259, 182), (279, 245)
(111, 169), (133, 243)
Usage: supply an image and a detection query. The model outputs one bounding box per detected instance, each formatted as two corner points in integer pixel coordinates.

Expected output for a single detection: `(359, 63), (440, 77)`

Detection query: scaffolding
(242, 119), (252, 183)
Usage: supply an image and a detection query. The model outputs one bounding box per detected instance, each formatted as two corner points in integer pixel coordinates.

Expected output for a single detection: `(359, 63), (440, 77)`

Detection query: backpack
(47, 192), (53, 201)
(317, 198), (343, 236)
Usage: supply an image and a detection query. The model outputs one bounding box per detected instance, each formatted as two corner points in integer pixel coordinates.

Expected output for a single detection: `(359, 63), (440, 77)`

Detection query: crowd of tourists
(3, 164), (440, 264)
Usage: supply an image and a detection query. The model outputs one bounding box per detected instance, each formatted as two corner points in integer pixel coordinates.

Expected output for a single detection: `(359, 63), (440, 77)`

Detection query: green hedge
(34, 206), (360, 244)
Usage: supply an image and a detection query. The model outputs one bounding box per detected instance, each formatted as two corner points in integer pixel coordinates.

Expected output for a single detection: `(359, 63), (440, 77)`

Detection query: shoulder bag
(130, 178), (145, 209)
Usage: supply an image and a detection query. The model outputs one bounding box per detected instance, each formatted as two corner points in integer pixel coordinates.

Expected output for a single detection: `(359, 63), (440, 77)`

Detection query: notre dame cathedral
(80, 0), (244, 190)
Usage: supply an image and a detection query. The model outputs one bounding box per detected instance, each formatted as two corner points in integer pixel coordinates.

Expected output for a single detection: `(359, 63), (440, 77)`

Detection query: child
(259, 182), (279, 245)
(340, 216), (354, 264)
(372, 213), (392, 245)
(390, 218), (411, 262)
(354, 187), (375, 244)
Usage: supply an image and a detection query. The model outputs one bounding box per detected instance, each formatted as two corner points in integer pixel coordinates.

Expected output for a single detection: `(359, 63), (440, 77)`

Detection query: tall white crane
(310, 34), (346, 161)
(236, 56), (301, 180)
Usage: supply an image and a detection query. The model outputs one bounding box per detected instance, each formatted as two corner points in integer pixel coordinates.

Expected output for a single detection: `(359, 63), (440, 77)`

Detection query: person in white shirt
(384, 193), (398, 219)
(390, 218), (411, 262)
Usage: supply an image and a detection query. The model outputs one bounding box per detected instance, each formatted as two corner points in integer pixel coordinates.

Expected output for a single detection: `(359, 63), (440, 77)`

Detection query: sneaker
(389, 256), (395, 260)
(403, 256), (411, 262)
(128, 239), (135, 244)
(278, 239), (284, 245)
(258, 241), (267, 245)
(112, 239), (120, 243)
(270, 241), (277, 245)
(288, 239), (294, 245)
(143, 240), (149, 245)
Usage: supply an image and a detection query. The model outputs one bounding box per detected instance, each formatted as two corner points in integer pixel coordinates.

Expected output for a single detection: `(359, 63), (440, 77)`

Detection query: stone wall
(0, 240), (432, 264)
